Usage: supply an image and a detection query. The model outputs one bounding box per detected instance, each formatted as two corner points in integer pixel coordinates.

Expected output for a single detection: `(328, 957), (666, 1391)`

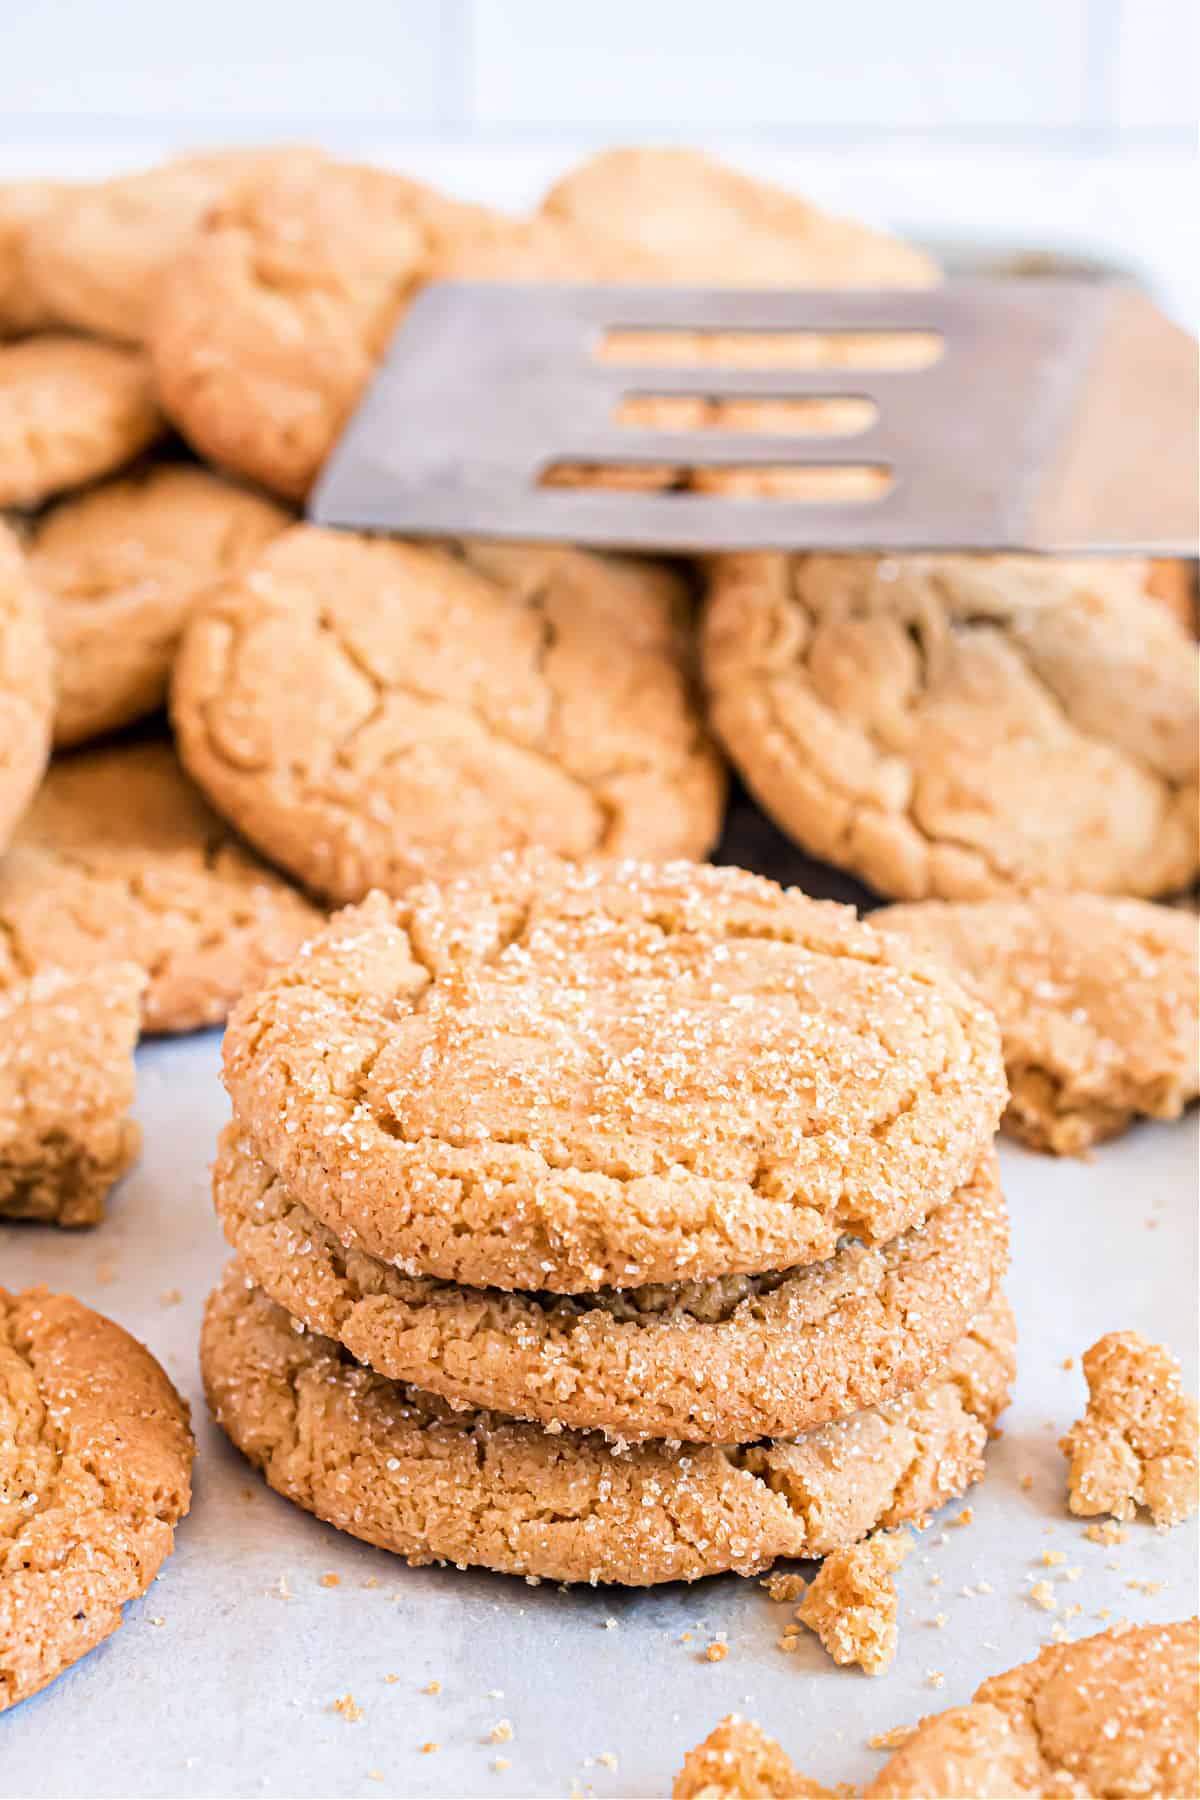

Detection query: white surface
(0, 1032), (1195, 1800)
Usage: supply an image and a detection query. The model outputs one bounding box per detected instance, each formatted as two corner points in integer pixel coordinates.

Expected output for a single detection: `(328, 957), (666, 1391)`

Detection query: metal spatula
(309, 278), (1198, 555)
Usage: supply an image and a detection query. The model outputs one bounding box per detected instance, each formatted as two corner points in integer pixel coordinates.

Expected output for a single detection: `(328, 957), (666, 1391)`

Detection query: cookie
(865, 1620), (1199, 1799)
(540, 149), (935, 288)
(171, 531), (724, 904)
(18, 150), (308, 347)
(0, 964), (142, 1227)
(0, 1286), (193, 1711)
(28, 462), (290, 748)
(222, 857), (1006, 1291)
(0, 181), (63, 337)
(1147, 558), (1198, 635)
(878, 895), (1199, 1153)
(213, 1127), (1007, 1443)
(0, 523), (53, 853)
(0, 335), (163, 509)
(1061, 1332), (1198, 1528)
(149, 154), (569, 499)
(203, 1265), (1013, 1587)
(703, 554), (1199, 901)
(0, 740), (321, 1034)
(676, 1621), (1199, 1799)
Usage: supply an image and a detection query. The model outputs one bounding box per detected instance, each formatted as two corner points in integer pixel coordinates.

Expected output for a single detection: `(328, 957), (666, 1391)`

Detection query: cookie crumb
(927, 1670), (945, 1689)
(1084, 1520), (1126, 1545)
(597, 1752), (618, 1770)
(421, 1679), (439, 1693)
(869, 1725), (916, 1751)
(331, 1694), (363, 1723)
(420, 1742), (439, 1755)
(603, 1616), (618, 1631)
(1030, 1580), (1057, 1612)
(489, 1721), (513, 1744)
(1042, 1549), (1066, 1566)
(762, 1572), (806, 1604)
(950, 1507), (973, 1527)
(931, 1612), (948, 1628)
(367, 1772), (383, 1784)
(320, 1572), (341, 1589)
(796, 1531), (912, 1676)
(159, 1287), (182, 1306)
(1061, 1332), (1198, 1528)
(704, 1641), (729, 1663)
(1019, 1473), (1034, 1490)
(1062, 1357), (1075, 1370)
(493, 1758), (510, 1772)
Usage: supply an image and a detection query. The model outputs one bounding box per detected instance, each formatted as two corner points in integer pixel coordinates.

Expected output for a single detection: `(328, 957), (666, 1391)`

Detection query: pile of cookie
(199, 853), (1011, 1585)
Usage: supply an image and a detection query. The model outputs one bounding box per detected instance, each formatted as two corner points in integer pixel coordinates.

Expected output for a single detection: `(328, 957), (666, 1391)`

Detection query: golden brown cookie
(28, 462), (290, 748)
(213, 1127), (1007, 1443)
(0, 1286), (194, 1711)
(202, 1264), (1013, 1587)
(0, 335), (163, 508)
(0, 740), (321, 1035)
(171, 531), (724, 903)
(1061, 1332), (1198, 1528)
(677, 1621), (1199, 1799)
(540, 149), (935, 287)
(703, 554), (1199, 901)
(1147, 558), (1198, 636)
(222, 857), (1006, 1292)
(148, 154), (559, 499)
(0, 181), (64, 337)
(864, 1620), (1199, 1798)
(19, 150), (309, 347)
(0, 523), (53, 852)
(877, 895), (1199, 1153)
(0, 964), (142, 1227)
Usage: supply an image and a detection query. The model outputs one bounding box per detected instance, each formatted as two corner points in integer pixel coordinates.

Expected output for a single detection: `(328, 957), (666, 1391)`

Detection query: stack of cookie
(203, 854), (1013, 1586)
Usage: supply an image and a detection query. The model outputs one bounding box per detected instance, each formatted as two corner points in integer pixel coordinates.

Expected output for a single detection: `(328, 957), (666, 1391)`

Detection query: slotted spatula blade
(309, 278), (1198, 555)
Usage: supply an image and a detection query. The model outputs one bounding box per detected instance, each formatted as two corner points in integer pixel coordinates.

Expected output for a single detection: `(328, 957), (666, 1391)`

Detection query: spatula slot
(613, 394), (879, 436)
(538, 461), (893, 500)
(595, 327), (943, 371)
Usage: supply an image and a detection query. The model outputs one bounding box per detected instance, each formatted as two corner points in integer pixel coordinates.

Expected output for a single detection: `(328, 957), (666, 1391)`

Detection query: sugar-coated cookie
(0, 740), (321, 1034)
(0, 1287), (193, 1710)
(0, 524), (52, 853)
(221, 858), (1006, 1292)
(703, 554), (1198, 900)
(213, 1126), (1007, 1443)
(878, 894), (1199, 1152)
(29, 462), (289, 748)
(203, 1265), (1013, 1587)
(171, 530), (724, 903)
(0, 964), (142, 1226)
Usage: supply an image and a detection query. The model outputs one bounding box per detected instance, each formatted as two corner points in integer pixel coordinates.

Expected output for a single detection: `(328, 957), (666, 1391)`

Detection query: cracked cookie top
(703, 554), (1199, 901)
(29, 461), (290, 749)
(0, 1286), (194, 1711)
(0, 739), (321, 1034)
(202, 1264), (1013, 1587)
(212, 1125), (1007, 1443)
(171, 529), (725, 905)
(222, 855), (1006, 1291)
(0, 524), (52, 855)
(0, 335), (164, 509)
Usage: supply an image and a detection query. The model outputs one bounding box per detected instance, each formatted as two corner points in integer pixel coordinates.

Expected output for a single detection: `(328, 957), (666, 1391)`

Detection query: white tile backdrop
(1, 0), (1196, 313)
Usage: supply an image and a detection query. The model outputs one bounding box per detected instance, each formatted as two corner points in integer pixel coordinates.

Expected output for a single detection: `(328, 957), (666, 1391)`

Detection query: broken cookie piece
(877, 894), (1199, 1154)
(673, 1715), (830, 1799)
(1062, 1333), (1198, 1527)
(795, 1530), (913, 1675)
(0, 963), (142, 1226)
